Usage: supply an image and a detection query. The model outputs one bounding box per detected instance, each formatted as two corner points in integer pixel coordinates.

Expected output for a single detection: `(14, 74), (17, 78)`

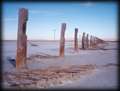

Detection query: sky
(3, 2), (118, 40)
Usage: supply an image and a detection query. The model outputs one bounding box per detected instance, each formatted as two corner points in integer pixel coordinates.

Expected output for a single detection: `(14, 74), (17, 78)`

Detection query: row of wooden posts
(60, 23), (105, 56)
(16, 8), (105, 69)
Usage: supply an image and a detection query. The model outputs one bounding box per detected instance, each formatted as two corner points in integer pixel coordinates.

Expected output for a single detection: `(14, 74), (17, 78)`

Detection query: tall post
(93, 36), (96, 47)
(16, 8), (28, 69)
(74, 28), (78, 51)
(59, 23), (66, 57)
(86, 34), (89, 49)
(82, 32), (85, 49)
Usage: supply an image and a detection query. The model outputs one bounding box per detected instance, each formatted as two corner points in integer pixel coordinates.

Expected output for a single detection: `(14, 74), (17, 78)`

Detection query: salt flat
(2, 41), (118, 89)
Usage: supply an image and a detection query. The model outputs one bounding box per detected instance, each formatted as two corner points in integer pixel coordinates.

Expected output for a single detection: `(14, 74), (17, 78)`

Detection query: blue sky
(3, 2), (118, 40)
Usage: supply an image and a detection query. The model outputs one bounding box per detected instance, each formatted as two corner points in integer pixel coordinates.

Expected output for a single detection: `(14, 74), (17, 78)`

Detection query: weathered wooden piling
(16, 8), (28, 69)
(89, 35), (105, 49)
(74, 28), (78, 51)
(82, 32), (85, 49)
(86, 34), (89, 48)
(91, 36), (95, 48)
(90, 35), (92, 48)
(59, 23), (66, 57)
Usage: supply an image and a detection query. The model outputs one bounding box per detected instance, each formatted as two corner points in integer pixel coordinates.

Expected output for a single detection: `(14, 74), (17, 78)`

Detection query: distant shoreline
(2, 40), (119, 42)
(2, 40), (74, 42)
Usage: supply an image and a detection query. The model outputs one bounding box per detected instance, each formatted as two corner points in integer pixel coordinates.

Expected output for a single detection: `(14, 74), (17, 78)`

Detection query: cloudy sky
(3, 2), (118, 40)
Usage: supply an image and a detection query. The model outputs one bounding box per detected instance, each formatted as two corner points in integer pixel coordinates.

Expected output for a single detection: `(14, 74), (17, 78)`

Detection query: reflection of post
(86, 34), (89, 48)
(82, 32), (85, 49)
(16, 8), (28, 69)
(59, 23), (66, 57)
(74, 28), (78, 51)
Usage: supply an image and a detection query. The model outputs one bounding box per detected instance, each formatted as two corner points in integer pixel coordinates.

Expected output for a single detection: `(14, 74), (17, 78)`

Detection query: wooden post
(16, 8), (28, 69)
(82, 32), (85, 49)
(93, 36), (96, 47)
(93, 36), (95, 47)
(74, 28), (78, 51)
(86, 34), (89, 49)
(59, 23), (66, 57)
